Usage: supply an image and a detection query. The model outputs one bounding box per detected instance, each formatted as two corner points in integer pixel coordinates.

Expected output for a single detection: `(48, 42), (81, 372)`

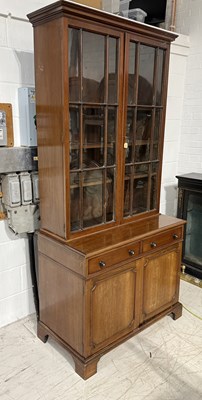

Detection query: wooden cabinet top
(68, 214), (186, 255)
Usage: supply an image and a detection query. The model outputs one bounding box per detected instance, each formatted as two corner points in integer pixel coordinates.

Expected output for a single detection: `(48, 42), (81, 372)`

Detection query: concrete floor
(0, 279), (202, 400)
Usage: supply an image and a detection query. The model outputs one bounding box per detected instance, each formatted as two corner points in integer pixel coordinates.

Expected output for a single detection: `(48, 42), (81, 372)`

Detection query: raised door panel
(142, 244), (181, 321)
(86, 262), (140, 354)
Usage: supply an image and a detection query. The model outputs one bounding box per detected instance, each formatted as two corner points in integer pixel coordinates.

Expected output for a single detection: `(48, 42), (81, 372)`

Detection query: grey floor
(0, 279), (202, 400)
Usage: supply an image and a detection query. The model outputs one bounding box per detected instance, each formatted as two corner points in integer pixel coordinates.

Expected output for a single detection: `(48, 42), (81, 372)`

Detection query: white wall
(175, 0), (202, 175)
(0, 0), (55, 328)
(0, 222), (34, 327)
(160, 0), (202, 214)
(160, 34), (189, 216)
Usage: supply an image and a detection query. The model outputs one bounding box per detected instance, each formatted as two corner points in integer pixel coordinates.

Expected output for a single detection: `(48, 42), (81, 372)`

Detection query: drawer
(142, 227), (183, 253)
(88, 241), (141, 274)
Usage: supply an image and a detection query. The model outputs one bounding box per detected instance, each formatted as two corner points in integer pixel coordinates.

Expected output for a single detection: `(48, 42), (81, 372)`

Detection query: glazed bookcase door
(68, 26), (122, 233)
(123, 36), (166, 219)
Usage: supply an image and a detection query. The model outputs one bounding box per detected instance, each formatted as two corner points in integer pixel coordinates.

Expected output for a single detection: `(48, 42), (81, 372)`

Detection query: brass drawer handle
(99, 261), (106, 268)
(150, 242), (157, 248)
(173, 234), (179, 240)
(128, 249), (135, 256)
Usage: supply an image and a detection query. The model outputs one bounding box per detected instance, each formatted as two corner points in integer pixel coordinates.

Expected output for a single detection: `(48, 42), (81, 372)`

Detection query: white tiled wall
(0, 1), (55, 147)
(0, 0), (196, 328)
(0, 0), (55, 328)
(175, 0), (202, 175)
(0, 221), (35, 328)
(160, 35), (190, 216)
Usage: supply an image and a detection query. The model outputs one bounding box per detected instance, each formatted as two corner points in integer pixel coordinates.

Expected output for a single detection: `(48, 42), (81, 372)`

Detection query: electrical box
(1, 171), (40, 234)
(19, 172), (32, 205)
(18, 87), (37, 146)
(31, 172), (40, 204)
(1, 173), (21, 207)
(6, 204), (40, 234)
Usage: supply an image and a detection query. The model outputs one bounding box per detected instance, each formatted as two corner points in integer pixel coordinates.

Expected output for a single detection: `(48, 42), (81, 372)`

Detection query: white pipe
(0, 12), (29, 23)
(170, 0), (177, 31)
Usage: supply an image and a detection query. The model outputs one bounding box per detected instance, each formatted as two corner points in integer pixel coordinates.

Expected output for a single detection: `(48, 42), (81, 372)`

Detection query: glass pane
(83, 169), (103, 227)
(184, 194), (202, 266)
(107, 107), (117, 166)
(152, 162), (158, 173)
(154, 109), (161, 141)
(125, 108), (135, 163)
(70, 149), (80, 170)
(124, 165), (132, 216)
(83, 107), (104, 166)
(156, 49), (165, 106)
(128, 41), (136, 104)
(106, 168), (115, 221)
(152, 110), (161, 160)
(136, 109), (152, 140)
(108, 37), (118, 104)
(69, 106), (80, 169)
(68, 28), (80, 102)
(135, 110), (152, 162)
(125, 143), (133, 164)
(83, 31), (104, 103)
(126, 107), (135, 140)
(70, 172), (80, 231)
(135, 163), (149, 176)
(152, 144), (158, 161)
(150, 175), (157, 210)
(138, 45), (155, 105)
(135, 144), (150, 162)
(133, 175), (148, 214)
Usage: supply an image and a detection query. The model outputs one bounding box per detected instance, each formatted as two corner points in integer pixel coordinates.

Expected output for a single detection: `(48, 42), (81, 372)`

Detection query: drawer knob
(99, 261), (106, 268)
(128, 249), (135, 256)
(150, 242), (157, 248)
(173, 234), (179, 240)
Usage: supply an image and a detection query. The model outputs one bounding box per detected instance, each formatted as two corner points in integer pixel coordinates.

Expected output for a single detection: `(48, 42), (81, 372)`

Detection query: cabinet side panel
(38, 253), (83, 354)
(34, 19), (66, 238)
(38, 233), (86, 276)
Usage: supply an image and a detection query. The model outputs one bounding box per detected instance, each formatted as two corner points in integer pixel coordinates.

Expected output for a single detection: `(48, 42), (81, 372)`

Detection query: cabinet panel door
(142, 244), (181, 321)
(87, 263), (140, 353)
